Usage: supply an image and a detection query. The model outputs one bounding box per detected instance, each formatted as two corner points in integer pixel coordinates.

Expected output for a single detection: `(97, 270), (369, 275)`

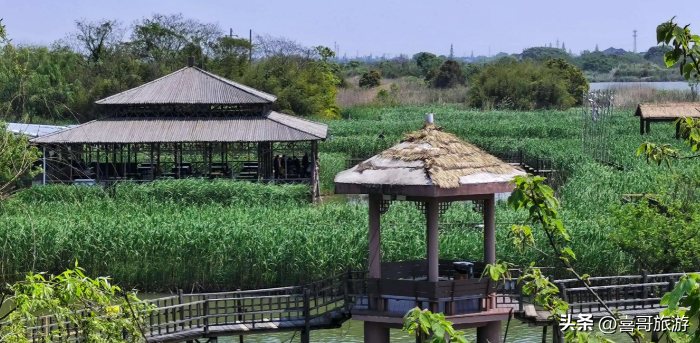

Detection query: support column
(676, 120), (681, 139)
(645, 119), (651, 134)
(477, 322), (501, 343)
(368, 194), (382, 279)
(364, 322), (390, 343)
(42, 146), (46, 185)
(477, 194), (501, 343)
(426, 199), (440, 283)
(640, 118), (644, 135)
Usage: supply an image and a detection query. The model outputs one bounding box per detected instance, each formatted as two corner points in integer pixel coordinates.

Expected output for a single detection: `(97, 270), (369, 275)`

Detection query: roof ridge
(193, 67), (276, 102)
(265, 111), (326, 139)
(95, 67), (189, 104)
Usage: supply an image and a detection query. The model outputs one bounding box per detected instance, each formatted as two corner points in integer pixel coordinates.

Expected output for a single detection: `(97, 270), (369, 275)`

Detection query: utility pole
(449, 43), (454, 60)
(249, 29), (252, 63)
(556, 38), (559, 49)
(633, 29), (638, 53)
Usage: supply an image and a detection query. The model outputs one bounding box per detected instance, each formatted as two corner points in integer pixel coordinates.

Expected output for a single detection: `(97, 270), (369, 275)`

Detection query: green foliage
(0, 13), (340, 121)
(429, 60), (465, 89)
(359, 69), (381, 88)
(544, 58), (590, 105)
(0, 263), (152, 343)
(468, 61), (576, 110)
(402, 308), (468, 343)
(644, 45), (673, 66)
(242, 55), (341, 118)
(413, 52), (442, 76)
(0, 122), (42, 198)
(521, 47), (571, 62)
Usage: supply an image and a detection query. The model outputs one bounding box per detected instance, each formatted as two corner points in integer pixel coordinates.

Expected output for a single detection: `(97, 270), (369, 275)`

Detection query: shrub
(431, 60), (465, 88)
(359, 70), (382, 88)
(544, 58), (589, 105)
(468, 61), (576, 110)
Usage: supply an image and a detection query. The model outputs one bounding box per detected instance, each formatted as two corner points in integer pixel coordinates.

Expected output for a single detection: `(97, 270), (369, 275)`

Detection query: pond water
(212, 319), (634, 343)
(590, 81), (691, 91)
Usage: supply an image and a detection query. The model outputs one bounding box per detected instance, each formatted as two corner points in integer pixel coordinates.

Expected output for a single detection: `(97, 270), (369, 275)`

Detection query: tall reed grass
(3, 106), (697, 291)
(336, 77), (469, 109)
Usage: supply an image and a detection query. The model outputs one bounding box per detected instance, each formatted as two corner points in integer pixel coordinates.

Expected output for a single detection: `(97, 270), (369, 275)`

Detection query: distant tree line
(0, 14), (342, 123)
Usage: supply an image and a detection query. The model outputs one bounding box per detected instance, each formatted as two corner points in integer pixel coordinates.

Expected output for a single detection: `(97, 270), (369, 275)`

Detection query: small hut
(31, 59), (327, 196)
(334, 114), (525, 343)
(635, 102), (700, 136)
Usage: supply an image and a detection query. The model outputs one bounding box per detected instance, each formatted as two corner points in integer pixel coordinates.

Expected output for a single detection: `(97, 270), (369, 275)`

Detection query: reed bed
(2, 105), (696, 291)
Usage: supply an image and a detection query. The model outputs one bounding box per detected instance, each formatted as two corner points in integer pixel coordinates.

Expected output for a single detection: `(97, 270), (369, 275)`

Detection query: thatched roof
(334, 122), (524, 189)
(635, 103), (700, 119)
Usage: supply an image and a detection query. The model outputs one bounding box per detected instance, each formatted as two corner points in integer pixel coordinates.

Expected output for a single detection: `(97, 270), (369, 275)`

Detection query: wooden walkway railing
(13, 273), (350, 343)
(9, 270), (699, 341)
(515, 271), (697, 324)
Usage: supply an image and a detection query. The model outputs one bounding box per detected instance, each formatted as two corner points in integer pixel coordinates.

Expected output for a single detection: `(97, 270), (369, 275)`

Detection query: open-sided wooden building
(31, 60), (328, 196)
(335, 114), (525, 343)
(635, 102), (700, 136)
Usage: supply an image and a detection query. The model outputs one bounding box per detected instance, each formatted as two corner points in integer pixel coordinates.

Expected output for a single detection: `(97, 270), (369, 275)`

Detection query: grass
(1, 105), (697, 291)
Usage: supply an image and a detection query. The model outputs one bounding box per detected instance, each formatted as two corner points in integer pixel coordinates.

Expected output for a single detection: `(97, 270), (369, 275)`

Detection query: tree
(521, 47), (571, 62)
(359, 69), (381, 88)
(0, 123), (42, 198)
(644, 45), (673, 66)
(544, 58), (589, 105)
(413, 52), (442, 76)
(0, 263), (153, 343)
(431, 60), (465, 88)
(71, 19), (124, 63)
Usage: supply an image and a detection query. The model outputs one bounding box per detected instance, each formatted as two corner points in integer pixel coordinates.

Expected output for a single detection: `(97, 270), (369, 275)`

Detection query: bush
(430, 60), (465, 88)
(544, 58), (589, 105)
(468, 61), (576, 110)
(359, 70), (381, 88)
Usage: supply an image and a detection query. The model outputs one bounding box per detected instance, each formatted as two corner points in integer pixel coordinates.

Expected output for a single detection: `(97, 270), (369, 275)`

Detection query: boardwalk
(11, 270), (697, 343)
(514, 271), (695, 325)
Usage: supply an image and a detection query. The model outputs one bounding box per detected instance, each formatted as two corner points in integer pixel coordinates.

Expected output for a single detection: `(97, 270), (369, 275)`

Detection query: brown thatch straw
(635, 103), (700, 119)
(375, 123), (520, 188)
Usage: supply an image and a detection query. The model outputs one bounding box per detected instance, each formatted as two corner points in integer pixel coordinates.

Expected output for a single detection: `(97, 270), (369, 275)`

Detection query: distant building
(6, 123), (74, 138)
(602, 47), (627, 56)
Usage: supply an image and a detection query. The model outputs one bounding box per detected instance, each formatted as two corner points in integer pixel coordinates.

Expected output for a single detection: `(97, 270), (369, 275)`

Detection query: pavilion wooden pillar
(640, 117), (645, 135)
(311, 141), (319, 198)
(676, 120), (681, 139)
(426, 198), (440, 313)
(645, 119), (651, 134)
(477, 193), (501, 343)
(365, 193), (390, 343)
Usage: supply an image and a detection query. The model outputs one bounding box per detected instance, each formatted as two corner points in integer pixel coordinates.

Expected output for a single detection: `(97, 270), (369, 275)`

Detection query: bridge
(14, 270), (695, 343)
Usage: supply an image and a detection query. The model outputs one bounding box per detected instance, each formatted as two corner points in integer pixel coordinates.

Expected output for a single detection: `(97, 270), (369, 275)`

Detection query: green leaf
(562, 247), (576, 260)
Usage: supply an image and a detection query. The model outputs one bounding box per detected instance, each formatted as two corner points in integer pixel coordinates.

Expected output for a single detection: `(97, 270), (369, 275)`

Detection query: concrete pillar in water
(364, 322), (390, 343)
(477, 322), (502, 343)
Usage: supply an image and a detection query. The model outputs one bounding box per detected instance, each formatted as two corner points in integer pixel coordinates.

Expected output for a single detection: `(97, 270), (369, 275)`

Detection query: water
(590, 81), (691, 91)
(215, 319), (634, 343)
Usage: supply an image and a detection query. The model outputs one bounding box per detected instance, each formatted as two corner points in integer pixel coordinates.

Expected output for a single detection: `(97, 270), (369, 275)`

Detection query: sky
(2, 0), (699, 58)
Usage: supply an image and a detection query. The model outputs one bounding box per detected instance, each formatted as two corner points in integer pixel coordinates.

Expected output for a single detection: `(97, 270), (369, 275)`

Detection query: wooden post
(484, 194), (496, 310)
(641, 270), (648, 308)
(301, 288), (310, 343)
(311, 140), (319, 198)
(178, 289), (185, 331)
(676, 120), (681, 139)
(558, 283), (568, 304)
(645, 119), (651, 134)
(368, 194), (382, 279)
(426, 198), (440, 313)
(150, 144), (155, 180)
(364, 322), (390, 343)
(542, 325), (547, 343)
(203, 300), (209, 335)
(517, 279), (524, 312)
(640, 117), (644, 135)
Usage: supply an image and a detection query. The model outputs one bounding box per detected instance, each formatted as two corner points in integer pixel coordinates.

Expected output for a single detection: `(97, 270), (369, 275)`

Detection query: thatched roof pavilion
(31, 59), (327, 196)
(334, 114), (524, 343)
(634, 102), (700, 136)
